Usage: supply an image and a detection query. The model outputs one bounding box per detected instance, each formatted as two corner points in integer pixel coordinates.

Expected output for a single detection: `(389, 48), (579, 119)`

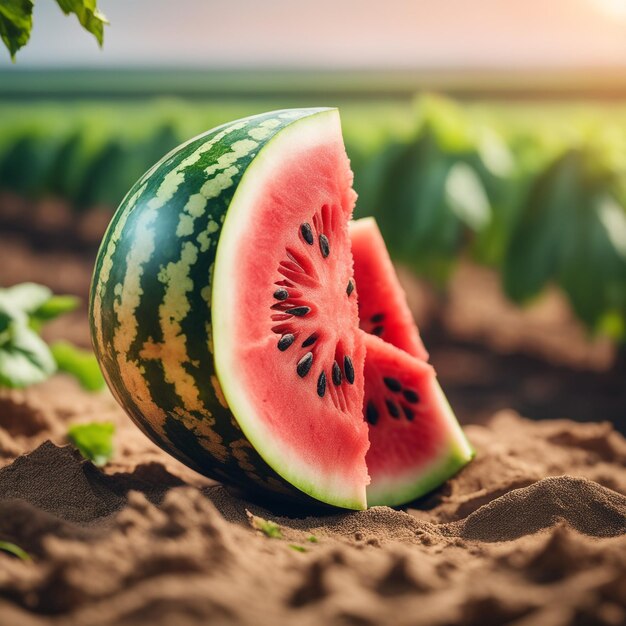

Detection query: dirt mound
(0, 378), (625, 626)
(456, 476), (626, 541)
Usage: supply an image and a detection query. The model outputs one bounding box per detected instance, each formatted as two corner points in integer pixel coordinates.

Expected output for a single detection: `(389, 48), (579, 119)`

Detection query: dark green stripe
(90, 109), (331, 501)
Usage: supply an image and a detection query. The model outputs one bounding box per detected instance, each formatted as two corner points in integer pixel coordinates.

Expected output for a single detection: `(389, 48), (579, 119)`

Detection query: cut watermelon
(350, 217), (428, 360)
(90, 108), (472, 512)
(361, 332), (473, 506)
(91, 109), (369, 510)
(350, 217), (474, 507)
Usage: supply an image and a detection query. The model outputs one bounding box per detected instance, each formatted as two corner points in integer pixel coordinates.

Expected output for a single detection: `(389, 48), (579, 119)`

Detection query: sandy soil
(1, 227), (625, 625)
(0, 377), (625, 626)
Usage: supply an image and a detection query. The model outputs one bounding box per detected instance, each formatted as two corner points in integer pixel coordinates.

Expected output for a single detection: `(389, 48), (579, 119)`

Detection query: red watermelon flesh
(213, 111), (369, 509)
(350, 217), (473, 506)
(350, 217), (428, 360)
(362, 332), (473, 506)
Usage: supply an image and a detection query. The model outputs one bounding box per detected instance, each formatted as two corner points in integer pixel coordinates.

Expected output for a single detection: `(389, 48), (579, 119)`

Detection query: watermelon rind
(90, 108), (368, 511)
(213, 108), (367, 510)
(366, 379), (475, 507)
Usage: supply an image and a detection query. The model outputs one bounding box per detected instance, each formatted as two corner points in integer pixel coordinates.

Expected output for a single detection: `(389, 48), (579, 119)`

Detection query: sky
(2, 0), (626, 69)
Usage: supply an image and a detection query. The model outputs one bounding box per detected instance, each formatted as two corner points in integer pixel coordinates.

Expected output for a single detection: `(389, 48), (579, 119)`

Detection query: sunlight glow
(592, 0), (626, 19)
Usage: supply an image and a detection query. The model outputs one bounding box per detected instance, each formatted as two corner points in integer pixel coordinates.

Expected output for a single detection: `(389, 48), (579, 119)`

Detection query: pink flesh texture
(232, 140), (369, 497)
(350, 218), (454, 485)
(349, 218), (428, 361)
(362, 332), (453, 482)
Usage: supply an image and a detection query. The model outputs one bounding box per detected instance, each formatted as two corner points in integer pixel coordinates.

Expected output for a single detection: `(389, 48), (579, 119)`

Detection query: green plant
(0, 540), (30, 560)
(0, 0), (107, 60)
(0, 282), (104, 389)
(247, 512), (283, 539)
(0, 96), (624, 340)
(67, 421), (114, 465)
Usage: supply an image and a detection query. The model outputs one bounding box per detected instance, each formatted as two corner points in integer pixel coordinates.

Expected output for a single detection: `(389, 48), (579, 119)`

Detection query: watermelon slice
(90, 108), (472, 511)
(91, 109), (370, 510)
(350, 217), (428, 360)
(350, 217), (474, 506)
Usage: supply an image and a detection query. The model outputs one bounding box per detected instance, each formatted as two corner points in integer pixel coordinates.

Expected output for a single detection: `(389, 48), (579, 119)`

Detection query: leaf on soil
(0, 540), (31, 560)
(0, 282), (51, 314)
(246, 511), (283, 539)
(289, 544), (307, 553)
(51, 341), (105, 391)
(32, 294), (80, 323)
(67, 422), (115, 466)
(0, 284), (92, 390)
(0, 306), (57, 389)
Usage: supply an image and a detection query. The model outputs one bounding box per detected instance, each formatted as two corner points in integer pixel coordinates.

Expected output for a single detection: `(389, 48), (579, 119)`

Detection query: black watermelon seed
(277, 334), (295, 351)
(403, 389), (420, 404)
(302, 334), (318, 348)
(383, 377), (402, 392)
(344, 356), (355, 384)
(297, 352), (314, 378)
(346, 280), (355, 296)
(371, 313), (385, 323)
(317, 371), (326, 397)
(386, 399), (400, 418)
(319, 234), (330, 258)
(273, 288), (289, 301)
(332, 361), (342, 386)
(287, 306), (311, 317)
(402, 405), (415, 421)
(366, 401), (379, 425)
(372, 325), (384, 336)
(300, 223), (314, 245)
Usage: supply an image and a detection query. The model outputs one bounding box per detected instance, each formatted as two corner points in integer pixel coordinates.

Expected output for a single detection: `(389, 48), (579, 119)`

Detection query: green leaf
(469, 151), (527, 268)
(503, 148), (626, 338)
(0, 540), (31, 560)
(246, 512), (283, 538)
(75, 138), (128, 209)
(0, 284), (78, 332)
(373, 128), (483, 286)
(556, 192), (626, 333)
(0, 0), (33, 60)
(289, 544), (307, 553)
(0, 284), (87, 389)
(445, 163), (491, 232)
(0, 283), (51, 315)
(53, 0), (108, 47)
(503, 151), (581, 302)
(67, 422), (114, 466)
(50, 341), (105, 391)
(33, 295), (80, 322)
(307, 535), (318, 543)
(0, 310), (56, 389)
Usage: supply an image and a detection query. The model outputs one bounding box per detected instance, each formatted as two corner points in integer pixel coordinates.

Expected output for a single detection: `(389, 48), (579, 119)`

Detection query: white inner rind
(212, 109), (368, 510)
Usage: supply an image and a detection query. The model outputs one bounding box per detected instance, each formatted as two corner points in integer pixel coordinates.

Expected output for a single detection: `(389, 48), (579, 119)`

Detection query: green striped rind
(89, 109), (341, 505)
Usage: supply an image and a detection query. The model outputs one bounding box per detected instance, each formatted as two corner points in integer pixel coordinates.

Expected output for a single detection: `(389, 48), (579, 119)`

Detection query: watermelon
(90, 109), (369, 509)
(350, 217), (428, 359)
(350, 217), (474, 506)
(90, 108), (472, 511)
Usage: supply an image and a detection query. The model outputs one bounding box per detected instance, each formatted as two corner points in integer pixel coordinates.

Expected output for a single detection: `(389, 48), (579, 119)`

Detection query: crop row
(0, 95), (624, 341)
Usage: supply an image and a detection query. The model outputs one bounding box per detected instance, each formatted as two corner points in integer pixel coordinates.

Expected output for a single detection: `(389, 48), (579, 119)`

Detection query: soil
(1, 226), (625, 626)
(0, 379), (624, 626)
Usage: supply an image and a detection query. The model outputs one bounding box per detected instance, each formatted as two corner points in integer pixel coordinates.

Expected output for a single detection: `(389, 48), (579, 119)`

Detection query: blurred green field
(0, 93), (625, 341)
